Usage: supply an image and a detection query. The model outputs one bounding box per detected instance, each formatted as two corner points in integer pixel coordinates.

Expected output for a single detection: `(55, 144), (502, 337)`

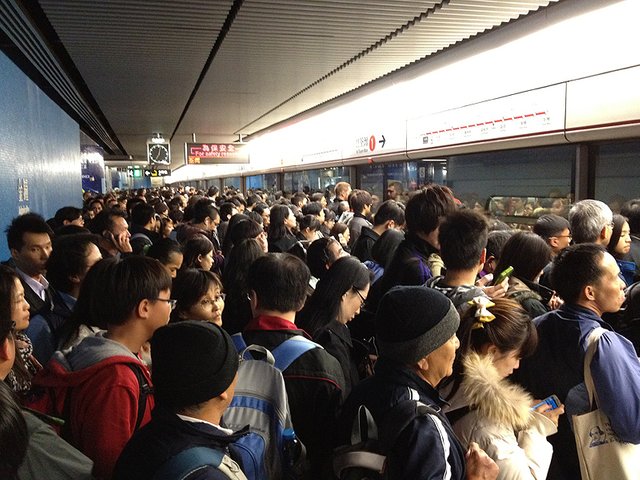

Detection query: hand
(466, 442), (499, 480)
(475, 274), (493, 287)
(533, 401), (565, 427)
(481, 277), (508, 299)
(111, 231), (133, 253)
(548, 293), (564, 310)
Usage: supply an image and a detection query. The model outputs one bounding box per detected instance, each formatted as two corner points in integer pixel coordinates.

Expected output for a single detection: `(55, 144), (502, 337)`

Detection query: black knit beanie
(376, 286), (460, 365)
(151, 320), (239, 409)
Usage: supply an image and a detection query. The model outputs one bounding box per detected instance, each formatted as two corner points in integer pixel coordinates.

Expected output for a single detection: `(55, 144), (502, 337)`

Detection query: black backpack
(333, 400), (440, 480)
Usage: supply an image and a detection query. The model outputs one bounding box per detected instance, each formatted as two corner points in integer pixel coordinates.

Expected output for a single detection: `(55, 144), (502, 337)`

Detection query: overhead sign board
(185, 143), (249, 164)
(144, 168), (171, 177)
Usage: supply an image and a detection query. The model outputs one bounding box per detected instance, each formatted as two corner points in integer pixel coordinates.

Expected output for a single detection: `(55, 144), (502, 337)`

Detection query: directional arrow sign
(378, 135), (386, 148)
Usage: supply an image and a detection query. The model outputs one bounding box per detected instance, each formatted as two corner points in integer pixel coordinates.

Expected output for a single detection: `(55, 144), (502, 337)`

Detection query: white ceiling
(29, 0), (558, 166)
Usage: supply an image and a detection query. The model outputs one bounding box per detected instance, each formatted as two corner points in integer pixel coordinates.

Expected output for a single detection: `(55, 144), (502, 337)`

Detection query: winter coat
(348, 213), (373, 249)
(30, 334), (154, 479)
(242, 315), (345, 479)
(338, 357), (467, 480)
(114, 405), (248, 480)
(314, 320), (360, 397)
(18, 410), (94, 480)
(449, 352), (556, 480)
(513, 304), (640, 480)
(351, 226), (379, 263)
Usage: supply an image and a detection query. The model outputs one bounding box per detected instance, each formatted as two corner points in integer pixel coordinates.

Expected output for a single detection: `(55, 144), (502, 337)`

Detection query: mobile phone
(531, 394), (561, 411)
(492, 266), (513, 286)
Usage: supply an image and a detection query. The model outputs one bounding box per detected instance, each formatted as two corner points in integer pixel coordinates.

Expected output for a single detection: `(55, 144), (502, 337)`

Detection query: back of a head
(376, 286), (459, 365)
(228, 218), (262, 246)
(306, 237), (334, 279)
(373, 200), (405, 227)
(438, 210), (488, 271)
(146, 238), (182, 264)
(54, 206), (82, 226)
(46, 233), (101, 293)
(495, 231), (552, 282)
(130, 203), (155, 227)
(533, 214), (570, 239)
(486, 230), (513, 260)
(550, 243), (606, 304)
(0, 382), (28, 477)
(621, 199), (640, 235)
(248, 253), (310, 313)
(151, 321), (238, 410)
(222, 238), (265, 291)
(301, 202), (322, 216)
(192, 199), (218, 224)
(371, 229), (404, 268)
(405, 185), (456, 235)
(73, 256), (172, 329)
(569, 199), (612, 244)
(0, 265), (19, 343)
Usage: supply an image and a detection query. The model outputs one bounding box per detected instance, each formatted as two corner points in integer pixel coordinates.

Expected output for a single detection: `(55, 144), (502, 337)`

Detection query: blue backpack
(224, 334), (321, 479)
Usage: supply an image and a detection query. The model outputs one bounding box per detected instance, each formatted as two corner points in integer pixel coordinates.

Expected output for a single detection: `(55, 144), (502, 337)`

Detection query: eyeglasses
(353, 288), (367, 307)
(553, 234), (572, 239)
(155, 298), (177, 310)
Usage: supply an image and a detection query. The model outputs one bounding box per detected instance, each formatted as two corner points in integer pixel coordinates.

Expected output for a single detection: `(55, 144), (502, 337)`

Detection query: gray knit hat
(376, 286), (460, 364)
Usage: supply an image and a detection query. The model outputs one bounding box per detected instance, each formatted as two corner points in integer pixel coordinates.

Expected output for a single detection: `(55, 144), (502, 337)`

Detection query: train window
(357, 161), (437, 204)
(287, 167), (350, 193)
(246, 173), (279, 194)
(222, 176), (241, 191)
(486, 195), (571, 230)
(595, 140), (640, 213)
(448, 145), (574, 220)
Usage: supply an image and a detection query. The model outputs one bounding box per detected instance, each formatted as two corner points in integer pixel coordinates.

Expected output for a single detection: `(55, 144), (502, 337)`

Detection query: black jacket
(314, 320), (360, 398)
(114, 405), (247, 480)
(351, 226), (379, 263)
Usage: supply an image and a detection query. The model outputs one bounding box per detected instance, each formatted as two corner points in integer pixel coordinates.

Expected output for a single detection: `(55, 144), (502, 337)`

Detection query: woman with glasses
(297, 256), (372, 396)
(170, 268), (225, 326)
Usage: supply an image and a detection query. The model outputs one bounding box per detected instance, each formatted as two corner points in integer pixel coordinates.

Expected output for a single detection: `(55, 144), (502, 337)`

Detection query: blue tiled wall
(0, 51), (82, 260)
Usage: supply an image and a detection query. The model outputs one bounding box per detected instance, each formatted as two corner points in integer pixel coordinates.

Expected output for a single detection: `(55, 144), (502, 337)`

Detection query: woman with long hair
(170, 268), (225, 326)
(221, 238), (266, 334)
(180, 234), (215, 271)
(267, 204), (298, 253)
(607, 214), (634, 285)
(443, 297), (562, 480)
(0, 265), (39, 397)
(494, 231), (553, 318)
(297, 256), (372, 395)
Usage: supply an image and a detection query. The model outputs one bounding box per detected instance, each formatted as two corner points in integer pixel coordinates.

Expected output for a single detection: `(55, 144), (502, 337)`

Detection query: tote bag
(572, 327), (640, 479)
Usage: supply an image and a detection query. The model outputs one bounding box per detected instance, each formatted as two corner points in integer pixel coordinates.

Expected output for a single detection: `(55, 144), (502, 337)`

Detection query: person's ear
(196, 253), (204, 265)
(416, 356), (429, 371)
(479, 248), (487, 266)
(137, 298), (152, 319)
(249, 290), (258, 315)
(69, 274), (82, 286)
(549, 237), (560, 249)
(584, 284), (597, 302)
(0, 338), (11, 361)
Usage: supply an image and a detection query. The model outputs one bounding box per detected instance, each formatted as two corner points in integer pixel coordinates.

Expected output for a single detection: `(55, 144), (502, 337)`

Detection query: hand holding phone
(531, 394), (561, 411)
(532, 394), (564, 427)
(492, 266), (513, 286)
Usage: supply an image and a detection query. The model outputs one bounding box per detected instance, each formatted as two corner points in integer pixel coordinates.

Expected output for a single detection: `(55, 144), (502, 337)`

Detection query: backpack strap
(232, 333), (248, 353)
(379, 399), (439, 452)
(271, 336), (321, 371)
(124, 363), (153, 431)
(153, 446), (224, 480)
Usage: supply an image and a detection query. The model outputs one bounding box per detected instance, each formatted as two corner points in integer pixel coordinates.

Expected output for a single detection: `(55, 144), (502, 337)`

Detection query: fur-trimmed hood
(461, 352), (533, 431)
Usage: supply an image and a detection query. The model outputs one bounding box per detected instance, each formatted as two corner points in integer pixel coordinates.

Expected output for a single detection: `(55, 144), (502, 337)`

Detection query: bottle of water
(282, 427), (303, 479)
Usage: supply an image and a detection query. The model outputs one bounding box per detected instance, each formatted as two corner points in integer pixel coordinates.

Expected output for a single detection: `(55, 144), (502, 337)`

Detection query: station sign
(144, 168), (171, 177)
(185, 143), (249, 164)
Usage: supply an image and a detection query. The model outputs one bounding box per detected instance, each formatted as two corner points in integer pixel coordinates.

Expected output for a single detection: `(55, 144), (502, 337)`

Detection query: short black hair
(46, 233), (101, 293)
(219, 202), (237, 220)
(130, 203), (156, 227)
(302, 202), (323, 216)
(621, 199), (640, 234)
(486, 230), (513, 260)
(550, 243), (606, 304)
(6, 213), (53, 251)
(495, 232), (552, 282)
(306, 237), (336, 279)
(299, 214), (321, 232)
(533, 214), (570, 239)
(438, 210), (488, 270)
(170, 268), (222, 322)
(146, 238), (182, 264)
(73, 256), (172, 328)
(54, 206), (82, 225)
(192, 199), (219, 224)
(349, 190), (373, 214)
(88, 209), (126, 235)
(405, 185), (456, 234)
(248, 253), (310, 312)
(373, 200), (405, 227)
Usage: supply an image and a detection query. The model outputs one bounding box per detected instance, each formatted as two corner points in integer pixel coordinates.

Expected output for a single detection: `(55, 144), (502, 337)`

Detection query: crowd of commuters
(1, 181), (640, 480)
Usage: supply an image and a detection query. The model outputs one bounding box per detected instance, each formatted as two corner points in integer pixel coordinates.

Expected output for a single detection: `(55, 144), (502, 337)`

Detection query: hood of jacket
(34, 334), (142, 388)
(461, 351), (533, 430)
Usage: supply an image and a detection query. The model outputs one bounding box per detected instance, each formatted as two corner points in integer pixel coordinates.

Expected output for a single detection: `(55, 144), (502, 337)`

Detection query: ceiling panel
(31, 0), (558, 164)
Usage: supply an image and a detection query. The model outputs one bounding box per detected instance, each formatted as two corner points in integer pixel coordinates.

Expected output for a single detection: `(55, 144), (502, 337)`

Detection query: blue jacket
(338, 357), (467, 480)
(514, 304), (640, 480)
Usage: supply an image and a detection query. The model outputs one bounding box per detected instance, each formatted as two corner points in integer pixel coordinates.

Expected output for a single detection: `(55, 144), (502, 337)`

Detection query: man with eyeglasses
(28, 256), (172, 479)
(534, 214), (572, 289)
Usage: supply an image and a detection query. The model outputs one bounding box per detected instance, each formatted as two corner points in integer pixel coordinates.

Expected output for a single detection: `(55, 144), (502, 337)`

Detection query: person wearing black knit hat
(114, 321), (249, 479)
(337, 286), (498, 480)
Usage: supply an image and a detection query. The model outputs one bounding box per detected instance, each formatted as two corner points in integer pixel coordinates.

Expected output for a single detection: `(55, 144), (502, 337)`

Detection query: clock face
(148, 143), (170, 165)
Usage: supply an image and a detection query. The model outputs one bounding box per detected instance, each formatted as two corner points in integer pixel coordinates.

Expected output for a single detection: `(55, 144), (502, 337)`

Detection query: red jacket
(29, 335), (154, 479)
